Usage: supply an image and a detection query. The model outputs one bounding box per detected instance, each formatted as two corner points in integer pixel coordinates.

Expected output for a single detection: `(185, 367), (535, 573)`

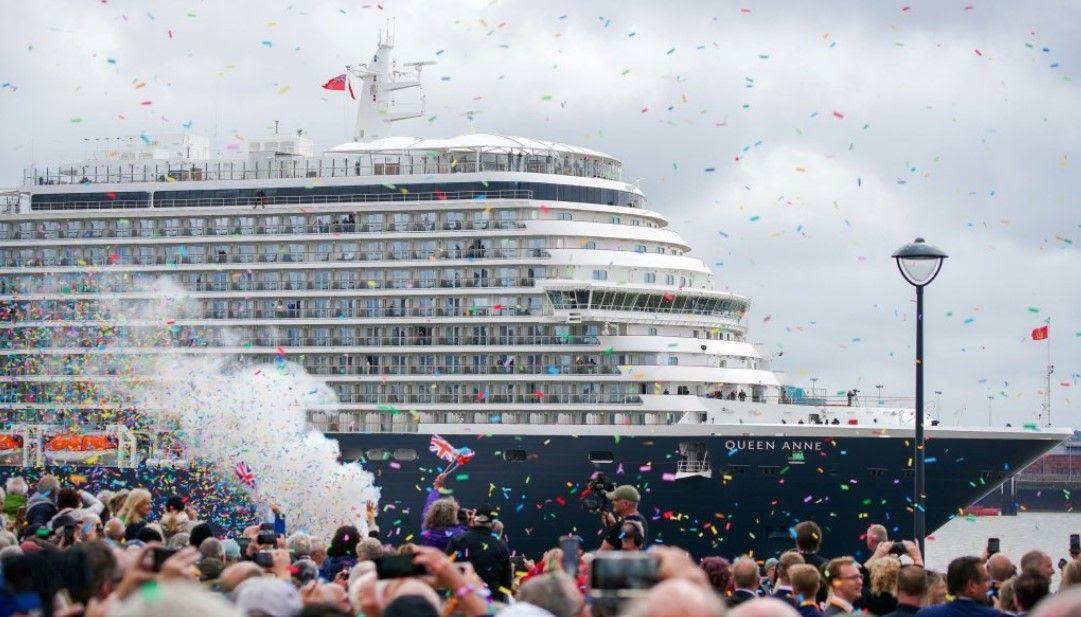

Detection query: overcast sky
(1, 1), (1078, 429)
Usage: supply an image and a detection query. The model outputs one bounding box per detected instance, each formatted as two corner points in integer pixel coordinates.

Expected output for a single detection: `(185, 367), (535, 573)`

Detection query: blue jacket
(916, 598), (1003, 617)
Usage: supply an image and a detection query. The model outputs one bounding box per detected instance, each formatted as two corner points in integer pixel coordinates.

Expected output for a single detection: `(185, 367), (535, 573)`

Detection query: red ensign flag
(1031, 325), (1049, 340)
(322, 74), (347, 90)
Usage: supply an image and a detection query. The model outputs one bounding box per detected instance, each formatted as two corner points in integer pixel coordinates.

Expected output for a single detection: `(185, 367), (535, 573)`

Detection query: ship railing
(24, 156), (622, 187)
(300, 364), (621, 377)
(703, 392), (915, 408)
(0, 365), (620, 380)
(0, 249), (552, 270)
(0, 334), (600, 350)
(1015, 473), (1081, 485)
(0, 220), (530, 242)
(676, 460), (711, 474)
(331, 393), (643, 405)
(164, 277), (538, 293)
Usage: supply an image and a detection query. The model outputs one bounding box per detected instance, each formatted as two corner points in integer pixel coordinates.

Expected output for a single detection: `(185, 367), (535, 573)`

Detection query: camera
(257, 531), (278, 546)
(582, 473), (615, 514)
(889, 541), (908, 556)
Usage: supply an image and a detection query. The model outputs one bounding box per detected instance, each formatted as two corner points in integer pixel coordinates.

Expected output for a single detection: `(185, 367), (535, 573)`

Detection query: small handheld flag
(235, 461), (256, 487)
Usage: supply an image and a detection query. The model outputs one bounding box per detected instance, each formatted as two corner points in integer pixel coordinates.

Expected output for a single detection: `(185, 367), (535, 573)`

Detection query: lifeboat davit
(44, 433), (117, 463)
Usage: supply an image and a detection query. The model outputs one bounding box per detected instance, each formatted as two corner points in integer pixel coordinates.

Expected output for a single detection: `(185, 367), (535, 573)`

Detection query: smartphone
(591, 553), (659, 591)
(151, 547), (177, 572)
(889, 541), (907, 555)
(257, 531), (278, 546)
(1070, 534), (1080, 556)
(374, 554), (427, 579)
(254, 551), (275, 569)
(560, 535), (581, 577)
(987, 538), (1000, 556)
(62, 525), (76, 545)
(236, 537), (251, 554)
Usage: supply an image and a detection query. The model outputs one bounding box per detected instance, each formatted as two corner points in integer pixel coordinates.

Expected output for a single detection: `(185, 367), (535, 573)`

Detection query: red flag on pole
(1031, 325), (1049, 340)
(322, 74), (347, 90)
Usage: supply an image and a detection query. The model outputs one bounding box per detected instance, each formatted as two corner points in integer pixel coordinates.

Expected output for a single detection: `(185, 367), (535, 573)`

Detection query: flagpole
(1045, 316), (1052, 427)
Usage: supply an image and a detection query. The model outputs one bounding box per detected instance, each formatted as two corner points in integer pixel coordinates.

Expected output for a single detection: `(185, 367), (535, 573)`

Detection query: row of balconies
(2, 220), (527, 241)
(181, 277), (538, 293)
(0, 333), (602, 350)
(0, 248), (551, 269)
(0, 364), (622, 379)
(0, 391), (643, 406)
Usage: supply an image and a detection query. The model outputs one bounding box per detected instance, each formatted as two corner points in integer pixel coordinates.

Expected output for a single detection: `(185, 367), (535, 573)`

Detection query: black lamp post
(892, 237), (947, 558)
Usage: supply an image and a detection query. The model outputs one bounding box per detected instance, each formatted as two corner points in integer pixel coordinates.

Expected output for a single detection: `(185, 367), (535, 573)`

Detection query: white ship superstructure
(0, 36), (921, 445)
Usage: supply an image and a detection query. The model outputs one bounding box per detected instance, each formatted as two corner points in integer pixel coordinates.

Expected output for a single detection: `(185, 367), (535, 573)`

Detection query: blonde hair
(1061, 561), (1081, 592)
(160, 511), (190, 539)
(869, 556), (901, 595)
(117, 489), (152, 525)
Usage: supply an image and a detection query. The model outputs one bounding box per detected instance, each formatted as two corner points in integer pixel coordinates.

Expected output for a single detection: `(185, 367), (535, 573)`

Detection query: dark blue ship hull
(331, 427), (1062, 561)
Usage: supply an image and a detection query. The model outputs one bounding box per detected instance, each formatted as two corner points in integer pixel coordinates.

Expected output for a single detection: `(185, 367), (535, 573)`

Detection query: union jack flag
(235, 461), (256, 487)
(429, 435), (457, 462)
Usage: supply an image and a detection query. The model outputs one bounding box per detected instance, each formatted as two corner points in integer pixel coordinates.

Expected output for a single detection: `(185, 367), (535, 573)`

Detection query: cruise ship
(0, 35), (1068, 559)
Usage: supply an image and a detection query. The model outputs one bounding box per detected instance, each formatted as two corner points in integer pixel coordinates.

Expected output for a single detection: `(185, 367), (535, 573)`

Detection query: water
(925, 512), (1081, 582)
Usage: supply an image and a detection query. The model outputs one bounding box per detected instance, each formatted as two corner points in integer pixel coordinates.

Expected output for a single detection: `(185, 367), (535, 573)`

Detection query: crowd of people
(0, 472), (1079, 617)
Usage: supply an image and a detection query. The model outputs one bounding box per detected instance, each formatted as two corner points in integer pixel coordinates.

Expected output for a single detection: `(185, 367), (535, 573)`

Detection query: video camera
(581, 473), (615, 514)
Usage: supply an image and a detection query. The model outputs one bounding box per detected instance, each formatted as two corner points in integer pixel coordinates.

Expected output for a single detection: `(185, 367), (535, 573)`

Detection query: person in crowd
(925, 571), (948, 606)
(355, 537), (384, 562)
(103, 517), (125, 545)
(287, 532), (312, 560)
(795, 520), (827, 569)
(916, 556), (998, 617)
(1013, 569), (1050, 616)
(419, 472), (466, 551)
(865, 555), (902, 615)
(514, 571), (588, 617)
(3, 477), (28, 520)
(729, 597), (802, 617)
(320, 525), (361, 580)
(774, 551), (806, 607)
(789, 563), (824, 617)
(823, 556), (863, 615)
(48, 487), (104, 530)
(116, 488), (152, 540)
(1030, 587), (1081, 617)
(762, 557), (780, 595)
(730, 555), (763, 606)
(635, 577), (726, 617)
(309, 535), (328, 567)
(1020, 550), (1054, 579)
(866, 524), (890, 559)
(998, 579), (1018, 614)
(881, 564), (927, 617)
(24, 474), (60, 531)
(700, 555), (734, 596)
(446, 503), (512, 602)
(598, 484), (647, 551)
(620, 519), (647, 552)
(198, 536), (227, 581)
(1059, 560), (1081, 592)
(987, 553), (1015, 600)
(222, 538), (242, 565)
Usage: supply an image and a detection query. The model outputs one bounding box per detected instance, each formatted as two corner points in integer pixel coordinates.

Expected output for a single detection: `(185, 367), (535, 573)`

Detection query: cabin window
(504, 449), (527, 462)
(589, 451), (614, 464)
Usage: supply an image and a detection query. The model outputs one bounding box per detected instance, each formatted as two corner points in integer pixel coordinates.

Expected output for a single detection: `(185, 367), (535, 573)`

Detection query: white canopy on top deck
(326, 133), (621, 164)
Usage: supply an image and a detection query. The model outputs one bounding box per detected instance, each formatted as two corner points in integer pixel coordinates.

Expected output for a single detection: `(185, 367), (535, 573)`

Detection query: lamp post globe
(892, 237), (947, 558)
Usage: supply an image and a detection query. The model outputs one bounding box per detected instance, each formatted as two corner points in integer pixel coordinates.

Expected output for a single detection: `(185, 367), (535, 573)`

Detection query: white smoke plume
(41, 274), (380, 537)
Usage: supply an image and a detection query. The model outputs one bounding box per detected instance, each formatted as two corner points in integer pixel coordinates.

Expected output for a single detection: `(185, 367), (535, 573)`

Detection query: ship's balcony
(330, 393), (643, 405)
(1, 219), (529, 242)
(302, 364), (620, 377)
(0, 248), (552, 270)
(171, 277), (538, 294)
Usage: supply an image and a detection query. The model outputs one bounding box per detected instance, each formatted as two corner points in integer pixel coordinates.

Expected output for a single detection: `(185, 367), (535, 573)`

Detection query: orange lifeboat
(44, 433), (117, 463)
(0, 434), (21, 454)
